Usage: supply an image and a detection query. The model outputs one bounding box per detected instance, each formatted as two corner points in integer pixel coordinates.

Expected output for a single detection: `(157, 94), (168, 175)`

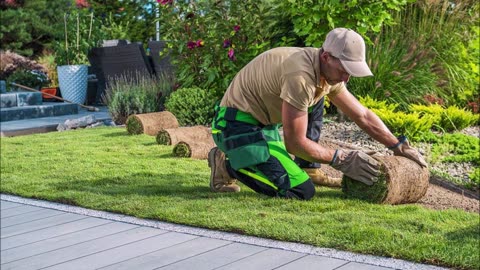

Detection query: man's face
(321, 53), (351, 85)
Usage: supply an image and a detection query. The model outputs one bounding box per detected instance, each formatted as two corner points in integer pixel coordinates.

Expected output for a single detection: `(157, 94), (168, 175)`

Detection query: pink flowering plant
(157, 0), (288, 98)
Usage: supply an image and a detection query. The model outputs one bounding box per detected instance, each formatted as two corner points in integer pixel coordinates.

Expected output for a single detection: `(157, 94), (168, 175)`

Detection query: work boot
(207, 147), (241, 192)
(304, 168), (342, 188)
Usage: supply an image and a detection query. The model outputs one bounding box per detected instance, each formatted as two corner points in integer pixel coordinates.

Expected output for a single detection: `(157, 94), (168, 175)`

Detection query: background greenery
(0, 127), (478, 270)
(2, 0), (478, 112)
(103, 72), (174, 124)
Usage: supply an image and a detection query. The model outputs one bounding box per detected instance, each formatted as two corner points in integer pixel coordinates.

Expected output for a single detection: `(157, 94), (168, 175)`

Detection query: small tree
(0, 0), (72, 57)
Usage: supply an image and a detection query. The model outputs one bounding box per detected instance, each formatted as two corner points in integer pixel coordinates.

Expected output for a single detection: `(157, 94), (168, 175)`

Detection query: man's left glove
(389, 136), (427, 167)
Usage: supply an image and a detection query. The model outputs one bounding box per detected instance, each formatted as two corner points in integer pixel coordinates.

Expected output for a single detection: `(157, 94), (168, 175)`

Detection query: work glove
(330, 150), (381, 185)
(389, 136), (428, 168)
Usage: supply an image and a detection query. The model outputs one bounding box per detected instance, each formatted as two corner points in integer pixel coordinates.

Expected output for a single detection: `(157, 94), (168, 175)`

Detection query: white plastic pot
(57, 65), (88, 104)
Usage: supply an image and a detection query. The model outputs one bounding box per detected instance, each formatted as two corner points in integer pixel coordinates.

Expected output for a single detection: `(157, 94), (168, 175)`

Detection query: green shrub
(359, 95), (398, 111)
(158, 0), (289, 99)
(103, 73), (173, 125)
(277, 0), (411, 47)
(6, 69), (49, 90)
(371, 109), (436, 142)
(430, 133), (479, 165)
(440, 106), (480, 132)
(358, 96), (436, 141)
(350, 1), (479, 108)
(165, 87), (215, 126)
(469, 168), (480, 187)
(410, 104), (479, 132)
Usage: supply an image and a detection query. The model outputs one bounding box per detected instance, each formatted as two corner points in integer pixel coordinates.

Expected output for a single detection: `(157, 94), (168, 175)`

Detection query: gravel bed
(321, 118), (479, 184)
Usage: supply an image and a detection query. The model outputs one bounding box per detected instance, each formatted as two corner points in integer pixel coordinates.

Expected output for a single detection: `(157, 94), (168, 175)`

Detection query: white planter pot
(57, 65), (88, 104)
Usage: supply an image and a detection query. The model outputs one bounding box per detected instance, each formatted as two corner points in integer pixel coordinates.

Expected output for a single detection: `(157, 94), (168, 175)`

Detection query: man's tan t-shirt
(220, 47), (346, 125)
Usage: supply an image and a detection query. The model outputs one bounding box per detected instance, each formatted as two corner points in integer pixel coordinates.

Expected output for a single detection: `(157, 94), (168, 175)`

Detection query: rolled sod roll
(172, 138), (215, 159)
(342, 155), (429, 204)
(156, 126), (211, 145)
(126, 111), (179, 136)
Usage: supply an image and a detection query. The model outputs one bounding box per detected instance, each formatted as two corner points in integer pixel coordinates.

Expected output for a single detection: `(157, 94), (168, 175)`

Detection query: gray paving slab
(1, 216), (107, 250)
(0, 201), (23, 210)
(338, 262), (395, 270)
(275, 254), (349, 270)
(0, 195), (449, 270)
(1, 208), (64, 228)
(44, 232), (198, 270)
(215, 248), (306, 270)
(1, 226), (166, 270)
(0, 204), (44, 218)
(99, 237), (231, 270)
(0, 212), (86, 239)
(158, 242), (267, 270)
(0, 221), (134, 264)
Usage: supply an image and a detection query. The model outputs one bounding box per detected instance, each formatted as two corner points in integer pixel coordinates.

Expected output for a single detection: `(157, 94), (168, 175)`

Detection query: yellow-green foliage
(441, 106), (479, 131)
(371, 109), (436, 141)
(410, 104), (443, 117)
(410, 104), (480, 132)
(359, 95), (398, 111)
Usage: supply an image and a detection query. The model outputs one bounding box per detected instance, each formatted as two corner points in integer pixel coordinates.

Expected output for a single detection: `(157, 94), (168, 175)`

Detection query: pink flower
(228, 48), (236, 61)
(157, 0), (173, 5)
(187, 41), (196, 50)
(75, 0), (89, 8)
(233, 25), (240, 32)
(196, 39), (204, 47)
(223, 39), (231, 48)
(5, 0), (18, 7)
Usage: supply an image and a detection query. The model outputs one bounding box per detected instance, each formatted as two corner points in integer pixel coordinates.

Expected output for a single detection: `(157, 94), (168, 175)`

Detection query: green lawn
(1, 127), (478, 269)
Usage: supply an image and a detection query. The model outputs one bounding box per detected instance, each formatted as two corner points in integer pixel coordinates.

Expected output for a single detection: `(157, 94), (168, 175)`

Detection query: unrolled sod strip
(126, 111), (179, 135)
(342, 155), (429, 204)
(156, 126), (211, 145)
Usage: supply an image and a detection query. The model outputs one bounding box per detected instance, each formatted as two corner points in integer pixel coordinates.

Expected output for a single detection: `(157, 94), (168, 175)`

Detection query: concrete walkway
(1, 195), (446, 270)
(0, 106), (111, 137)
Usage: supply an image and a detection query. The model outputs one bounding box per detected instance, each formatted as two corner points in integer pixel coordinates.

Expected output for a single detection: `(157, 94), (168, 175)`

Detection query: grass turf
(1, 127), (478, 269)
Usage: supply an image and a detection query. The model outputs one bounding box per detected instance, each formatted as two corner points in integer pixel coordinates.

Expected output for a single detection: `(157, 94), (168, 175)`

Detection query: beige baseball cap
(322, 28), (373, 77)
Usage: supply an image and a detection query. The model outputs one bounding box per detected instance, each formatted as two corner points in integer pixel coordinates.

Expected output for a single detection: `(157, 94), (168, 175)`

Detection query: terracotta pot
(40, 87), (58, 99)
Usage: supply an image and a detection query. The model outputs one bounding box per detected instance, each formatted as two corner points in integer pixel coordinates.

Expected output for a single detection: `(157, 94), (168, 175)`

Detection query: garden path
(0, 195), (447, 270)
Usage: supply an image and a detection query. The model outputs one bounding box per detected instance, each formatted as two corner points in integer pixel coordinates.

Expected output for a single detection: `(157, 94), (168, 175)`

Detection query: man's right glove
(389, 135), (428, 168)
(330, 150), (381, 185)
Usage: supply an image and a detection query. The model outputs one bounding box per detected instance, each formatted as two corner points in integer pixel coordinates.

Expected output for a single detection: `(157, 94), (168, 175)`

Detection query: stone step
(0, 103), (78, 122)
(0, 92), (43, 108)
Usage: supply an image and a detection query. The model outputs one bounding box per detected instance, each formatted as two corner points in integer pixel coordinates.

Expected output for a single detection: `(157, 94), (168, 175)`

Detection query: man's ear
(320, 51), (330, 62)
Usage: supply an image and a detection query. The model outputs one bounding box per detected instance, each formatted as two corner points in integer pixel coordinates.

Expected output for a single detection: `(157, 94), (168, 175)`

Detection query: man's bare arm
(281, 100), (336, 163)
(329, 90), (398, 147)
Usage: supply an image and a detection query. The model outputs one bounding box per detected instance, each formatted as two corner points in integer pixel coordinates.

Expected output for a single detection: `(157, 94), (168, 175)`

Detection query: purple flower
(233, 25), (240, 32)
(196, 39), (204, 47)
(223, 39), (231, 48)
(187, 41), (197, 50)
(228, 48), (236, 61)
(157, 0), (173, 5)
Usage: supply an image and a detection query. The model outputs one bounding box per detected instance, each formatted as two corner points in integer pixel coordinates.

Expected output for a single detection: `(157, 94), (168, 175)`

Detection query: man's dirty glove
(389, 136), (427, 168)
(330, 150), (381, 185)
